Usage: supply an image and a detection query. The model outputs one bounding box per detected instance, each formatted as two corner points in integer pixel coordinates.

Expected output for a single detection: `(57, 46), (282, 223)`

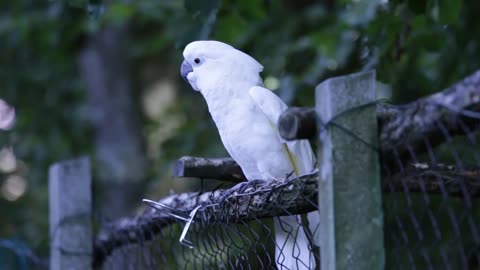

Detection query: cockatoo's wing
(248, 86), (288, 124)
(249, 86), (316, 176)
(249, 85), (319, 269)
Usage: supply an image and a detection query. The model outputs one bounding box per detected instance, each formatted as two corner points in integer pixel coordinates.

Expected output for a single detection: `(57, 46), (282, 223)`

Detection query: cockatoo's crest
(182, 40), (263, 92)
(183, 40), (263, 73)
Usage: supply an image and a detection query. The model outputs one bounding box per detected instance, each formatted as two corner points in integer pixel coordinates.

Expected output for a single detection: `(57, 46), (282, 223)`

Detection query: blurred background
(1, 0), (479, 268)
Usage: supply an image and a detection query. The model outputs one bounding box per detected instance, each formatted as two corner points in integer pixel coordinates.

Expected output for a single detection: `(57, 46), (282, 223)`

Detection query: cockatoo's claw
(218, 182), (247, 202)
(219, 179), (266, 202)
(285, 170), (296, 180)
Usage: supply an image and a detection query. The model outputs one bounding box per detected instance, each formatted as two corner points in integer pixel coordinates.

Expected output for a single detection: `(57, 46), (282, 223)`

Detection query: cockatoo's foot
(282, 169), (319, 181)
(219, 179), (265, 202)
(261, 171), (294, 183)
(285, 170), (296, 180)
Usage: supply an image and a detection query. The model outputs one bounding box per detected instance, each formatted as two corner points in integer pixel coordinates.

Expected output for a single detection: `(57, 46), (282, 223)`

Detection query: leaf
(409, 31), (445, 52)
(437, 0), (462, 24)
(237, 0), (266, 19)
(104, 3), (134, 22)
(215, 13), (247, 44)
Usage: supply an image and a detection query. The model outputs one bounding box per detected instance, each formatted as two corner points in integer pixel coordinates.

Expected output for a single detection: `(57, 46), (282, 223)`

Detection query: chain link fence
(382, 121), (480, 268)
(95, 172), (319, 269)
(92, 71), (480, 269)
(3, 70), (479, 270)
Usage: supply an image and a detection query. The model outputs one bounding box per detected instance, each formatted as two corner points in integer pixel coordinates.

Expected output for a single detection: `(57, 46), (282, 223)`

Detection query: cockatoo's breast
(201, 84), (294, 180)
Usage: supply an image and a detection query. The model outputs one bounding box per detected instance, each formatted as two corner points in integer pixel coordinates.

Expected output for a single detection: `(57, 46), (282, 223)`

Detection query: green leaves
(215, 13), (247, 44)
(237, 0), (266, 19)
(436, 0), (462, 24)
(103, 3), (133, 23)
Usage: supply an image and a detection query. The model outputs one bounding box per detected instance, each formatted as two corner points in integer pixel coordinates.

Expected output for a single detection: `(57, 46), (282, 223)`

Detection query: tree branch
(278, 70), (480, 166)
(173, 156), (246, 182)
(278, 107), (318, 141)
(378, 70), (480, 166)
(383, 163), (480, 197)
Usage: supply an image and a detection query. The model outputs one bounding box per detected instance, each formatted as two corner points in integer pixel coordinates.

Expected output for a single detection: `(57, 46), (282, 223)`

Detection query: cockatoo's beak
(180, 60), (193, 82)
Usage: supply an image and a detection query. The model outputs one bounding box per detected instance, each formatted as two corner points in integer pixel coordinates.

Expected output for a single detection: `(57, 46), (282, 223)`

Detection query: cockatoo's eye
(194, 58), (201, 64)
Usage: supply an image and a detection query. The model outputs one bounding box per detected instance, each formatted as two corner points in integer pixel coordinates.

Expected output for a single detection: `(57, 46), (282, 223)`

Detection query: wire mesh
(382, 114), (480, 269)
(4, 74), (479, 270)
(94, 85), (479, 269)
(94, 175), (319, 270)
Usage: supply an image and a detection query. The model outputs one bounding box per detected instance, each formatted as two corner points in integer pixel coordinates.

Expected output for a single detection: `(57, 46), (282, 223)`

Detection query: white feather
(249, 86), (316, 175)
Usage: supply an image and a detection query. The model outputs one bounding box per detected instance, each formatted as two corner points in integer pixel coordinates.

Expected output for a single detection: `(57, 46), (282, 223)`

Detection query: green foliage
(437, 0), (462, 24)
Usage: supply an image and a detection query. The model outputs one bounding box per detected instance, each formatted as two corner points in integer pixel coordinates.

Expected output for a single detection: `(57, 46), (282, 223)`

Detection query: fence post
(316, 71), (385, 269)
(49, 157), (92, 270)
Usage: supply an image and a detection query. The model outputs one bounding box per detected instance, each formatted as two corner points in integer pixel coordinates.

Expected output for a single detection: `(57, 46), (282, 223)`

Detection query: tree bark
(378, 70), (480, 168)
(173, 156), (245, 182)
(277, 70), (480, 168)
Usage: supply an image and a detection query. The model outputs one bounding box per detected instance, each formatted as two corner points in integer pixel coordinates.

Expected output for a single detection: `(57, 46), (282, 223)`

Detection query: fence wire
(382, 115), (480, 269)
(89, 101), (480, 270)
(3, 82), (480, 270)
(94, 173), (319, 270)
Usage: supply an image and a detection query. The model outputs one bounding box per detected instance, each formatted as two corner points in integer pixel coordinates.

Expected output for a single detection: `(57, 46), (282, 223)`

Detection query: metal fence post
(316, 71), (385, 269)
(49, 157), (92, 270)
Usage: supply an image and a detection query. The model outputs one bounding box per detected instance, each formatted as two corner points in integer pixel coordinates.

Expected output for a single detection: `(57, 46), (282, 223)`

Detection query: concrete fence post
(49, 157), (92, 270)
(316, 71), (385, 270)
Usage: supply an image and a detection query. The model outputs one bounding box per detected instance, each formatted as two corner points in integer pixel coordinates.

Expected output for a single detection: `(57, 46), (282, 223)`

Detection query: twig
(173, 156), (246, 182)
(383, 163), (480, 196)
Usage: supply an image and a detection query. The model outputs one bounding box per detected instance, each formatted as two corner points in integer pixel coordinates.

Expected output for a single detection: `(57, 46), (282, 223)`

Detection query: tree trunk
(78, 23), (147, 220)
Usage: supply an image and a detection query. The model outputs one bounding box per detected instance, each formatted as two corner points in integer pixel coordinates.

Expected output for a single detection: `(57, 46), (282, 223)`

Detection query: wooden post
(49, 157), (92, 270)
(316, 71), (385, 270)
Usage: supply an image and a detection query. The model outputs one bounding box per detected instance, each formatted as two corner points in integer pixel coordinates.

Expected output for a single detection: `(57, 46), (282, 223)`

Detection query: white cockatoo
(181, 40), (319, 269)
